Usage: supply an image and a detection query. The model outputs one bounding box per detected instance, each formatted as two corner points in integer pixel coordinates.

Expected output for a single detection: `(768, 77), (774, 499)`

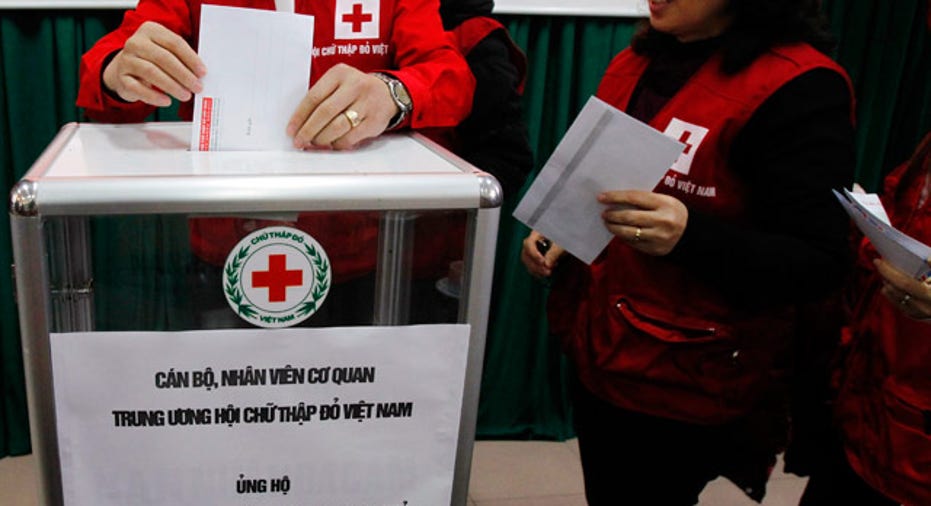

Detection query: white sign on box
(513, 96), (685, 264)
(191, 5), (314, 151)
(51, 325), (470, 505)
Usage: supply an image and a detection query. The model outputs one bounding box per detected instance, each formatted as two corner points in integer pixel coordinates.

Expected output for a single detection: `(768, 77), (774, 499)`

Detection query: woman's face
(647, 0), (734, 42)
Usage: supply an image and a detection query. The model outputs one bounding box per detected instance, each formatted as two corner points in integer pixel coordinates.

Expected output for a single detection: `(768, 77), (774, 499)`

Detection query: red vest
(565, 44), (851, 424)
(836, 138), (931, 505)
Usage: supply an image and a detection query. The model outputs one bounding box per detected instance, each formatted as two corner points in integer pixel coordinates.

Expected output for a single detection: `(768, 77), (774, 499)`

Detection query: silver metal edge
(22, 123), (79, 182)
(31, 174), (483, 215)
(410, 133), (502, 210)
(373, 211), (415, 325)
(10, 123), (79, 217)
(9, 123), (78, 216)
(9, 180), (38, 217)
(477, 174), (503, 209)
(450, 207), (500, 506)
(10, 215), (64, 506)
(409, 132), (479, 175)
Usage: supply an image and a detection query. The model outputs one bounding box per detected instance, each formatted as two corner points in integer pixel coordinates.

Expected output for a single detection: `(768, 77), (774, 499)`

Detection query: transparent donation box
(9, 123), (501, 506)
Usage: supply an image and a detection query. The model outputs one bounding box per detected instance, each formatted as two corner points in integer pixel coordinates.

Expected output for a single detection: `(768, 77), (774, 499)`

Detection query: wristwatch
(372, 72), (413, 130)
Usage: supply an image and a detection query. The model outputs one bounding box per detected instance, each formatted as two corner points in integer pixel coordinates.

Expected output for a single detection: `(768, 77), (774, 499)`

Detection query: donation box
(9, 122), (501, 506)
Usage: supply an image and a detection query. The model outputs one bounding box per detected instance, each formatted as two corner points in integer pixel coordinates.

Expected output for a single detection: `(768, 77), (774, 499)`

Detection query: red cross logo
(678, 131), (694, 155)
(252, 254), (303, 303)
(342, 3), (373, 33)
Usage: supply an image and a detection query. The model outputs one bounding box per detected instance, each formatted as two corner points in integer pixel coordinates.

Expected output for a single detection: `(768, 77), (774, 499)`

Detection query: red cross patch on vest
(334, 0), (379, 40)
(663, 118), (709, 176)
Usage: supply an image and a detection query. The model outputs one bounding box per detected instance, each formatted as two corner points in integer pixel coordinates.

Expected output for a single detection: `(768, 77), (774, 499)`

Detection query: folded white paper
(834, 188), (931, 280)
(191, 5), (314, 151)
(513, 96), (685, 264)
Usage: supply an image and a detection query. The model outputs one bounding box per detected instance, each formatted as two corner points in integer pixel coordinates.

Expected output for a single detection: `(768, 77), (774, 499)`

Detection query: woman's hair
(892, 131), (931, 201)
(908, 132), (931, 177)
(632, 0), (837, 74)
(439, 0), (494, 30)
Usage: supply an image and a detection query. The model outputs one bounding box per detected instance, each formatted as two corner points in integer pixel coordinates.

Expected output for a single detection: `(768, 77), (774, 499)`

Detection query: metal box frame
(9, 122), (501, 506)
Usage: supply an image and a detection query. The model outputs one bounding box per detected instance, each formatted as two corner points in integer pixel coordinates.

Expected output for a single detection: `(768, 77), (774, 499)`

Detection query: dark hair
(632, 0), (836, 74)
(892, 131), (931, 201)
(439, 0), (494, 30)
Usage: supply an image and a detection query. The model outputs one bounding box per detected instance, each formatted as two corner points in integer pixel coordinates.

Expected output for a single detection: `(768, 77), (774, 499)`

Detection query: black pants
(799, 439), (898, 506)
(573, 382), (777, 506)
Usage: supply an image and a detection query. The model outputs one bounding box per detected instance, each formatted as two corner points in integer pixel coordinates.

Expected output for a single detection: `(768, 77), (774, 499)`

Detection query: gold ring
(901, 294), (912, 306)
(634, 227), (642, 242)
(343, 109), (361, 128)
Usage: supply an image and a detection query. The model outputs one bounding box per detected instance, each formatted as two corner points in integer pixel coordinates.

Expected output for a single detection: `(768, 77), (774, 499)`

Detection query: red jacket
(836, 134), (931, 505)
(78, 0), (474, 128)
(564, 44), (851, 425)
(77, 0), (474, 281)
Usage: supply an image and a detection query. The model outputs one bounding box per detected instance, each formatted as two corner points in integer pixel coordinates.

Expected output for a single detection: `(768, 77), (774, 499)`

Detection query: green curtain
(2, 1), (930, 457)
(0, 9), (174, 458)
(823, 0), (931, 191)
(477, 15), (638, 439)
(0, 10), (119, 460)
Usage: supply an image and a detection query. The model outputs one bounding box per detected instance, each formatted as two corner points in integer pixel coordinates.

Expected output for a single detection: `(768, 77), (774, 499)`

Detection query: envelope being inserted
(191, 5), (314, 151)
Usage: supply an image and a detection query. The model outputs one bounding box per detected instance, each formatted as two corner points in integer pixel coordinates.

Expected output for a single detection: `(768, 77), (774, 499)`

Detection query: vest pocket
(596, 297), (780, 421)
(882, 382), (931, 482)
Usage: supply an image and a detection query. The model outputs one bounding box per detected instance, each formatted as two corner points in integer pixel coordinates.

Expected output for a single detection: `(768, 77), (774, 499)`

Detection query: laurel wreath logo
(297, 243), (330, 317)
(224, 245), (256, 319)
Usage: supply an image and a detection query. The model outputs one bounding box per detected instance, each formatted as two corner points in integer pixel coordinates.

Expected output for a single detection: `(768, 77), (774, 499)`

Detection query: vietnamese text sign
(51, 325), (470, 505)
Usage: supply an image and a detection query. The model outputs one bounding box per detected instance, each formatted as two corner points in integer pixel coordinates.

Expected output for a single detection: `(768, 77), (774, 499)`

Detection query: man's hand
(102, 21), (206, 107)
(287, 64), (399, 150)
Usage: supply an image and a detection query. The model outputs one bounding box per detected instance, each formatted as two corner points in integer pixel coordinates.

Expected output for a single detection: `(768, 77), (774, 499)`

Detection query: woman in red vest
(521, 0), (855, 503)
(800, 133), (931, 506)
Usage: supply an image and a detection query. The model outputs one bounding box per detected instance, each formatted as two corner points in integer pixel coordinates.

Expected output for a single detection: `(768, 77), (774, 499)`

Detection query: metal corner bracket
(477, 174), (503, 209)
(10, 180), (38, 217)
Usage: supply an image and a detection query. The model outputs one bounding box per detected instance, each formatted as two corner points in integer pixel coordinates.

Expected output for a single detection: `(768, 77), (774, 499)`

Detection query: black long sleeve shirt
(627, 39), (855, 309)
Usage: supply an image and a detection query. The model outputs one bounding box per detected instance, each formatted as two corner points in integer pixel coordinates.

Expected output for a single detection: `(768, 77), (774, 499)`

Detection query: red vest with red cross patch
(565, 43), (852, 424)
(835, 135), (931, 506)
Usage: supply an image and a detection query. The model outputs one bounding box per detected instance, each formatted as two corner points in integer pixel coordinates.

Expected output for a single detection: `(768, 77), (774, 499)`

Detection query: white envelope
(191, 5), (314, 151)
(834, 188), (931, 280)
(513, 96), (685, 264)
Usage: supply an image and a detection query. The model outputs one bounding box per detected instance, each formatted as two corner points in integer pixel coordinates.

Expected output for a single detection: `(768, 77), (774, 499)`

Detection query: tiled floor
(0, 439), (807, 505)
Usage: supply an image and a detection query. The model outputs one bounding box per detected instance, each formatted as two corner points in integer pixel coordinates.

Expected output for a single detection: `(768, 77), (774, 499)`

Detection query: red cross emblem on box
(223, 226), (332, 328)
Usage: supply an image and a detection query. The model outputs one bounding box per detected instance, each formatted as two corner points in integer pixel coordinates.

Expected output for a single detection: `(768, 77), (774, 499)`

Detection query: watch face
(392, 80), (412, 110)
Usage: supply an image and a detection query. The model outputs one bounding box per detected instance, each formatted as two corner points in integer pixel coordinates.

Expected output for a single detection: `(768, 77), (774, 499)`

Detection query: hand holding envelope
(102, 21), (206, 107)
(193, 5), (402, 151)
(834, 188), (931, 280)
(192, 5), (316, 151)
(104, 5), (398, 152)
(514, 96), (686, 265)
